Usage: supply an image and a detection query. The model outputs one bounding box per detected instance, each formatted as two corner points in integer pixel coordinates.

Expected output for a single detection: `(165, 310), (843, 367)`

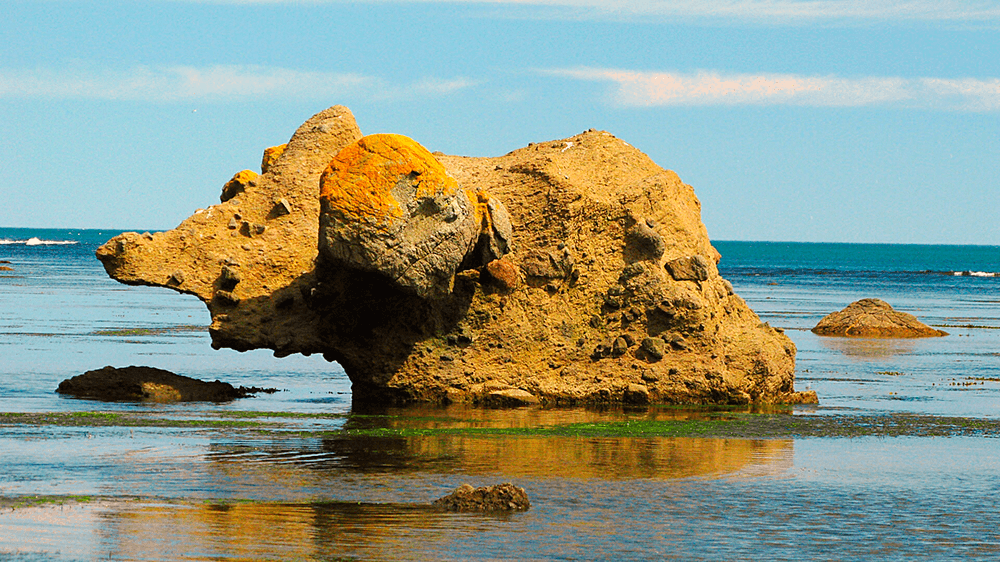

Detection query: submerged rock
(56, 366), (262, 402)
(96, 105), (813, 407)
(432, 483), (530, 512)
(812, 298), (948, 338)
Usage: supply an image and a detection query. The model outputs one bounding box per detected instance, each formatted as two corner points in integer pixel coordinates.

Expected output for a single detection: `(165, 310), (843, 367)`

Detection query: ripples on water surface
(2, 232), (1000, 560)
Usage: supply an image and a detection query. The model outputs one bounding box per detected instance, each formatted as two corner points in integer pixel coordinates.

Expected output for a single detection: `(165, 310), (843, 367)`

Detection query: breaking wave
(0, 237), (79, 246)
(952, 271), (1000, 278)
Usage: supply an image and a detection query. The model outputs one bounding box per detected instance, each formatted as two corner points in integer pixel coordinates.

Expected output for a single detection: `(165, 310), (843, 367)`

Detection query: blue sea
(2, 228), (999, 561)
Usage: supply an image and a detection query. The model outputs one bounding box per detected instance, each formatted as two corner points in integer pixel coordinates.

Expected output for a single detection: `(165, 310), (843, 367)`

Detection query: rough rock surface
(812, 298), (948, 338)
(96, 106), (814, 407)
(432, 483), (530, 512)
(57, 366), (255, 402)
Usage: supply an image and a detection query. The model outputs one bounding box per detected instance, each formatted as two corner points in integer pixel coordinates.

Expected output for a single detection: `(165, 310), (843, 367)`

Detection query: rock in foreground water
(433, 483), (530, 512)
(96, 105), (813, 407)
(812, 299), (948, 338)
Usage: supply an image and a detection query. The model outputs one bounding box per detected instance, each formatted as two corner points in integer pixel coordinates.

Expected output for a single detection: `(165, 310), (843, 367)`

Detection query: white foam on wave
(0, 237), (79, 246)
(953, 271), (999, 277)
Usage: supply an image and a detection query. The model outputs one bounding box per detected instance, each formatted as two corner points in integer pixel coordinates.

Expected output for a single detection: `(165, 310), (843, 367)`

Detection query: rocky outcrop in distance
(96, 105), (815, 407)
(812, 298), (948, 338)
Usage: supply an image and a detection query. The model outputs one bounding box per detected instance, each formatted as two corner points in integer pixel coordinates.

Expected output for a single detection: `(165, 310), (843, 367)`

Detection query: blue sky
(2, 1), (999, 244)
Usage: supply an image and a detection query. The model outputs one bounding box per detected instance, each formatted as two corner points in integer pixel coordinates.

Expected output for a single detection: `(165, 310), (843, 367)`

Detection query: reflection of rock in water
(818, 336), (917, 360)
(100, 502), (479, 561)
(205, 408), (793, 480)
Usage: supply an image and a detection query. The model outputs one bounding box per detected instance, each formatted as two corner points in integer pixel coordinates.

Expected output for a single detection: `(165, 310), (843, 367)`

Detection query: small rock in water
(812, 298), (948, 338)
(432, 483), (530, 512)
(56, 365), (276, 402)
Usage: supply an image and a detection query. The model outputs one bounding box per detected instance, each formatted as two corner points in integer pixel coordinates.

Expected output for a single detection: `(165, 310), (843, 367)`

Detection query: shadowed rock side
(812, 298), (948, 338)
(97, 106), (814, 407)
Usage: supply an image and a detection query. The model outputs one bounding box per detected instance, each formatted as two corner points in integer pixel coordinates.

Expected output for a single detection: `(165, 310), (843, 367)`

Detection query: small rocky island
(812, 298), (948, 338)
(96, 105), (815, 407)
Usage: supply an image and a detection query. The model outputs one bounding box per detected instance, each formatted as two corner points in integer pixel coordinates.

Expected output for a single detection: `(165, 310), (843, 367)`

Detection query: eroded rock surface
(812, 298), (948, 338)
(97, 106), (814, 407)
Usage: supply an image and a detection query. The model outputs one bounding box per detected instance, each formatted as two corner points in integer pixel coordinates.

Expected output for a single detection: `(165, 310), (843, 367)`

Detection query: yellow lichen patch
(466, 188), (493, 234)
(261, 144), (287, 174)
(221, 170), (258, 202)
(320, 134), (458, 228)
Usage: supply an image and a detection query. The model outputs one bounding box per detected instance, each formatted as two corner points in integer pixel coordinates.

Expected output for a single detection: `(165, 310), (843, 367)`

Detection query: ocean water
(2, 228), (999, 561)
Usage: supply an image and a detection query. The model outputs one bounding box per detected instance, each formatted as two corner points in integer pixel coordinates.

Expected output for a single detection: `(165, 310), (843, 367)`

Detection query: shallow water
(3, 231), (1000, 560)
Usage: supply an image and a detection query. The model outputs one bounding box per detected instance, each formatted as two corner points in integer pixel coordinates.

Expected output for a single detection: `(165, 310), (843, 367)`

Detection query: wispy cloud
(182, 0), (1000, 25)
(0, 65), (475, 102)
(547, 68), (1000, 111)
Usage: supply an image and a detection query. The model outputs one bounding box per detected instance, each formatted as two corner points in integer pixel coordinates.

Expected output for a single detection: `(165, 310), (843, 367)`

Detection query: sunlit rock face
(97, 105), (815, 407)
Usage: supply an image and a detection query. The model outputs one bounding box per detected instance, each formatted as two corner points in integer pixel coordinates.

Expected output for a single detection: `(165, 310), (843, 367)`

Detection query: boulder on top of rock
(318, 134), (482, 298)
(261, 144), (287, 174)
(221, 169), (258, 203)
(812, 298), (948, 338)
(56, 365), (263, 402)
(432, 483), (530, 512)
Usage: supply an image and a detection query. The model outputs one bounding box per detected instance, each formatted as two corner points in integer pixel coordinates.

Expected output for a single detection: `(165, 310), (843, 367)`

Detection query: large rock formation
(812, 298), (948, 338)
(97, 106), (814, 406)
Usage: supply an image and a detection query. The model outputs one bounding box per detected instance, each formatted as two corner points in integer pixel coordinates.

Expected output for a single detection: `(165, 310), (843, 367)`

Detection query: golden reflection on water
(817, 336), (917, 360)
(101, 502), (476, 562)
(206, 434), (792, 488)
(96, 432), (791, 561)
(205, 405), (794, 483)
(1, 406), (794, 559)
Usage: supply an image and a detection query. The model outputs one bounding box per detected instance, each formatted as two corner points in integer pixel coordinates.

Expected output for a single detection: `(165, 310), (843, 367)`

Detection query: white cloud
(410, 77), (481, 95)
(547, 68), (1000, 111)
(183, 0), (1000, 24)
(0, 65), (475, 102)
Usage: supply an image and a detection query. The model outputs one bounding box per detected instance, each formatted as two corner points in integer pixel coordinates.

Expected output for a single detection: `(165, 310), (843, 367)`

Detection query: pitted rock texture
(812, 298), (948, 338)
(97, 106), (814, 407)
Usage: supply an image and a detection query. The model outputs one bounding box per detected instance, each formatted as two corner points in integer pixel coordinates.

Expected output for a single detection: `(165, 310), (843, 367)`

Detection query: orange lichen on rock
(467, 188), (491, 232)
(261, 144), (287, 174)
(319, 134), (458, 229)
(220, 169), (258, 203)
